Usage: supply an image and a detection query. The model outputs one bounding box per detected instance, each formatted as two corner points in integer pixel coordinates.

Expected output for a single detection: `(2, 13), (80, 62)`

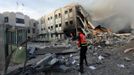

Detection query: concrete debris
(66, 56), (77, 66)
(124, 57), (131, 62)
(56, 49), (78, 55)
(59, 65), (70, 72)
(105, 40), (111, 45)
(70, 54), (73, 57)
(7, 33), (134, 75)
(89, 66), (96, 70)
(93, 52), (98, 56)
(117, 64), (125, 68)
(101, 53), (111, 58)
(58, 56), (66, 64)
(124, 48), (134, 53)
(72, 60), (76, 64)
(27, 47), (37, 59)
(73, 56), (79, 60)
(48, 58), (58, 65)
(34, 53), (56, 68)
(28, 47), (36, 54)
(98, 55), (104, 60)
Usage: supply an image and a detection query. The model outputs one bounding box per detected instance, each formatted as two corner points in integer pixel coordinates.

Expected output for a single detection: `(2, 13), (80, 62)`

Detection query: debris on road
(117, 64), (125, 68)
(89, 66), (96, 70)
(124, 48), (134, 53)
(98, 55), (104, 60)
(6, 34), (134, 75)
(124, 57), (131, 62)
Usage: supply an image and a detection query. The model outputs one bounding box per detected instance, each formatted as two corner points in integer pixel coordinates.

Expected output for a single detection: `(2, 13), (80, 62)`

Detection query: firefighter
(77, 28), (88, 73)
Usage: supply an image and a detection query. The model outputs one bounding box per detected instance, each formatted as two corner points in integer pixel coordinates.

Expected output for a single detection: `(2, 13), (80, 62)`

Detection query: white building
(2, 12), (30, 45)
(3, 12), (30, 27)
(37, 16), (48, 41)
(0, 14), (4, 24)
(27, 19), (38, 39)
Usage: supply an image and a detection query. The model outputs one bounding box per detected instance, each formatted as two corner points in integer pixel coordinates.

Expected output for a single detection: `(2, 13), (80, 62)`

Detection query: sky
(0, 0), (77, 20)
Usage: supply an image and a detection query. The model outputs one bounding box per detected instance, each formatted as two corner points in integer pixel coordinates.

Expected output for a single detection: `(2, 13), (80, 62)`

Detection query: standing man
(77, 28), (88, 73)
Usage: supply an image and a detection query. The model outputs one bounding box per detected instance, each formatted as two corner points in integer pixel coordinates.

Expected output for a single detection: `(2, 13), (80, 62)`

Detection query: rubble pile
(90, 33), (134, 48)
(7, 53), (80, 75)
(7, 33), (134, 75)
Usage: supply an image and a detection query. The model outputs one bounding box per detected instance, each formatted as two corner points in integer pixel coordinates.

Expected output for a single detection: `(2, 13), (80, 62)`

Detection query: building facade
(1, 12), (31, 61)
(0, 14), (4, 24)
(0, 12), (39, 74)
(27, 19), (38, 40)
(3, 12), (30, 45)
(38, 16), (48, 41)
(38, 4), (81, 40)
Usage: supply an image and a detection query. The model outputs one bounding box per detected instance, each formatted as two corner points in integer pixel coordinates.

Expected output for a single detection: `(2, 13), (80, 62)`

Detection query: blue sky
(0, 0), (76, 19)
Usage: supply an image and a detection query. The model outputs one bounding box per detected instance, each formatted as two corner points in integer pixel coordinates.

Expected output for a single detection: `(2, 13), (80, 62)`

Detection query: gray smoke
(73, 0), (134, 32)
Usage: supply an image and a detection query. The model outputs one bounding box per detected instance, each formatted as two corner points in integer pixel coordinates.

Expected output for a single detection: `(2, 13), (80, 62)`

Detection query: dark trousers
(79, 46), (88, 73)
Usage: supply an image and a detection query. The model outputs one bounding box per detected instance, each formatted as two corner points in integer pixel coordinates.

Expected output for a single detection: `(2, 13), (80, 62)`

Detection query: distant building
(38, 4), (85, 40)
(38, 16), (48, 41)
(2, 12), (30, 45)
(3, 12), (30, 27)
(0, 14), (4, 25)
(38, 3), (94, 41)
(50, 4), (76, 40)
(27, 19), (38, 39)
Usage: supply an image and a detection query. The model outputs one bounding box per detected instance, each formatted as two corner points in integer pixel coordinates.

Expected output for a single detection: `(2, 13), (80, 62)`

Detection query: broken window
(4, 17), (8, 23)
(70, 20), (73, 25)
(51, 26), (53, 29)
(16, 18), (25, 24)
(65, 22), (68, 26)
(69, 9), (72, 13)
(51, 34), (53, 38)
(33, 23), (36, 27)
(41, 28), (43, 31)
(50, 16), (53, 19)
(59, 13), (61, 17)
(65, 10), (68, 14)
(59, 24), (62, 27)
(55, 14), (57, 19)
(27, 36), (30, 39)
(28, 29), (30, 33)
(33, 28), (35, 33)
(55, 24), (58, 28)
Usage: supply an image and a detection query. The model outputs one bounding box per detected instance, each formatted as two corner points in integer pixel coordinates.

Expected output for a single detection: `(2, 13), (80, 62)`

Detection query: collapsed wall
(74, 0), (134, 33)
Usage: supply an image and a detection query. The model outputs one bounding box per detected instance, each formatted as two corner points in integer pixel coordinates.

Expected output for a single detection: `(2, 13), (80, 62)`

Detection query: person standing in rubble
(77, 28), (88, 73)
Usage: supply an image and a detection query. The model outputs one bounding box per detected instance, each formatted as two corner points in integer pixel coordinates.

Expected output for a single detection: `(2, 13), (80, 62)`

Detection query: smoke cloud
(74, 0), (134, 32)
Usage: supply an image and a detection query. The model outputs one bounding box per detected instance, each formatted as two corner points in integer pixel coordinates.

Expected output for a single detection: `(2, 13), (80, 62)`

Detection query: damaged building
(38, 3), (94, 41)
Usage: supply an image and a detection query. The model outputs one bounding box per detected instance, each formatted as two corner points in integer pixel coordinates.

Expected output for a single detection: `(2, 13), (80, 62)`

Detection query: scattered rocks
(124, 48), (134, 53)
(117, 64), (125, 68)
(98, 55), (105, 61)
(124, 57), (131, 62)
(89, 66), (96, 70)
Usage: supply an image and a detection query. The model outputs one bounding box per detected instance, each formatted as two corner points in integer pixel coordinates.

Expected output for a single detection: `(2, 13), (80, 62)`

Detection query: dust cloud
(73, 0), (134, 32)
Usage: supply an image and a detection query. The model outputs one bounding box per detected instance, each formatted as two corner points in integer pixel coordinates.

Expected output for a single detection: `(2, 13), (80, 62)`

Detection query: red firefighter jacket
(77, 32), (87, 47)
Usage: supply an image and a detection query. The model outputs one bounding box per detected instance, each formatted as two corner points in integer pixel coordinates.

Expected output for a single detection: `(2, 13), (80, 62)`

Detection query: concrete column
(0, 25), (6, 75)
(16, 30), (17, 44)
(131, 23), (134, 34)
